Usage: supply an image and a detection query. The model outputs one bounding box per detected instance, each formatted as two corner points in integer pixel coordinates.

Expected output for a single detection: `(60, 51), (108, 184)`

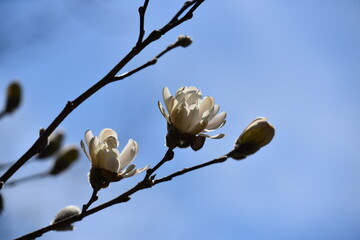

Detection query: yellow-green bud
(232, 117), (275, 160)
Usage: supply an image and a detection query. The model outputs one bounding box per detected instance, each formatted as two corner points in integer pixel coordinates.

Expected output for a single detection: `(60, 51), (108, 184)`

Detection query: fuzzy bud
(231, 117), (275, 160)
(50, 205), (80, 231)
(49, 146), (79, 175)
(37, 131), (64, 159)
(4, 81), (22, 114)
(177, 35), (192, 47)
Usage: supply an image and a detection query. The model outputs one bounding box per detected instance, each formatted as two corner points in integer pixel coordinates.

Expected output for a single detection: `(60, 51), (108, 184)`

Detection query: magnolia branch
(0, 0), (205, 188)
(14, 151), (231, 240)
(136, 0), (150, 46)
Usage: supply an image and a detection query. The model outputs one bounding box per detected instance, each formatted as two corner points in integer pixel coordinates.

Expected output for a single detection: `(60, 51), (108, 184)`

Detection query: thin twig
(170, 0), (197, 23)
(143, 147), (174, 180)
(113, 39), (187, 81)
(14, 150), (230, 240)
(6, 171), (49, 187)
(0, 0), (205, 188)
(154, 155), (228, 185)
(136, 0), (150, 46)
(81, 189), (98, 214)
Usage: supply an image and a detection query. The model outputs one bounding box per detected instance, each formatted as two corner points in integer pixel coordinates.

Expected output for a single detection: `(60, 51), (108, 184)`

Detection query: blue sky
(1, 0), (359, 239)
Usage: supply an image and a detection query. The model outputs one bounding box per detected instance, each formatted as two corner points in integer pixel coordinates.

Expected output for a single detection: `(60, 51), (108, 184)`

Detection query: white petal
(171, 106), (190, 132)
(188, 120), (208, 134)
(206, 112), (227, 130)
(162, 87), (172, 105)
(121, 165), (149, 178)
(104, 158), (120, 172)
(95, 149), (120, 172)
(122, 164), (136, 174)
(175, 86), (186, 95)
(89, 137), (100, 164)
(84, 130), (94, 147)
(158, 101), (170, 123)
(199, 97), (214, 117)
(98, 128), (118, 146)
(198, 133), (225, 139)
(207, 104), (220, 120)
(118, 139), (138, 171)
(186, 93), (202, 106)
(80, 140), (91, 161)
(166, 98), (177, 113)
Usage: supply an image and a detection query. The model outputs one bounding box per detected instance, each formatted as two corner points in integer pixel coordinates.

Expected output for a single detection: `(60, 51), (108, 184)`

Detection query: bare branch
(0, 0), (205, 187)
(136, 0), (150, 46)
(14, 150), (230, 240)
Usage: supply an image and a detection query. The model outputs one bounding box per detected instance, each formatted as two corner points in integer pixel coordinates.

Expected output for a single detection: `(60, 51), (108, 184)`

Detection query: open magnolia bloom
(158, 86), (226, 150)
(80, 128), (149, 190)
(231, 117), (275, 160)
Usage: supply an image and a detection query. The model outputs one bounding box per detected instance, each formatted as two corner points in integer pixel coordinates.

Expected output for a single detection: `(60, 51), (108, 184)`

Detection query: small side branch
(14, 151), (230, 240)
(154, 155), (228, 185)
(136, 0), (150, 46)
(143, 148), (174, 180)
(6, 171), (49, 187)
(81, 189), (99, 214)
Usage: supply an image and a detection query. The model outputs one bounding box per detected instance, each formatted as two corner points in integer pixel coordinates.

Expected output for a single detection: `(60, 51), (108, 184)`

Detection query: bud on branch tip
(231, 117), (275, 160)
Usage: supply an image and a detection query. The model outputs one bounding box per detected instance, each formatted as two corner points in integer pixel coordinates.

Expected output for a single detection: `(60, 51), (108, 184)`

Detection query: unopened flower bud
(231, 117), (275, 160)
(4, 81), (22, 114)
(177, 35), (192, 47)
(37, 131), (64, 159)
(50, 205), (80, 231)
(49, 146), (79, 175)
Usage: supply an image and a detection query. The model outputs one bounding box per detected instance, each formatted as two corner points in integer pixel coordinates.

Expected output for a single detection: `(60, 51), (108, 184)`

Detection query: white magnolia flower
(158, 86), (226, 139)
(80, 128), (148, 183)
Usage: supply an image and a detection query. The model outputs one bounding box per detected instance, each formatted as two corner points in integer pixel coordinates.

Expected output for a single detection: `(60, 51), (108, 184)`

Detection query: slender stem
(154, 155), (229, 185)
(136, 0), (150, 46)
(170, 0), (197, 23)
(14, 150), (230, 240)
(143, 148), (174, 181)
(81, 189), (98, 214)
(6, 171), (49, 187)
(0, 0), (205, 188)
(155, 41), (183, 59)
(113, 39), (185, 81)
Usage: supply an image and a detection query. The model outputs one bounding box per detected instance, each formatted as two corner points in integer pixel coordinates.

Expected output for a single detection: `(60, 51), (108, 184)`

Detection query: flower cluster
(80, 87), (275, 191)
(158, 86), (226, 150)
(81, 128), (148, 190)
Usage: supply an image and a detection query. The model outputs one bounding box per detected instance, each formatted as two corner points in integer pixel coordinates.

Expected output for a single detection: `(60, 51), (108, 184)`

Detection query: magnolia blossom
(158, 86), (226, 139)
(236, 117), (275, 148)
(231, 117), (275, 159)
(81, 128), (148, 188)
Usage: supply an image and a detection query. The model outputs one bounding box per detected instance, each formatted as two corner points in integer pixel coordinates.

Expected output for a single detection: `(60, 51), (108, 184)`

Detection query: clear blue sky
(1, 0), (359, 239)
